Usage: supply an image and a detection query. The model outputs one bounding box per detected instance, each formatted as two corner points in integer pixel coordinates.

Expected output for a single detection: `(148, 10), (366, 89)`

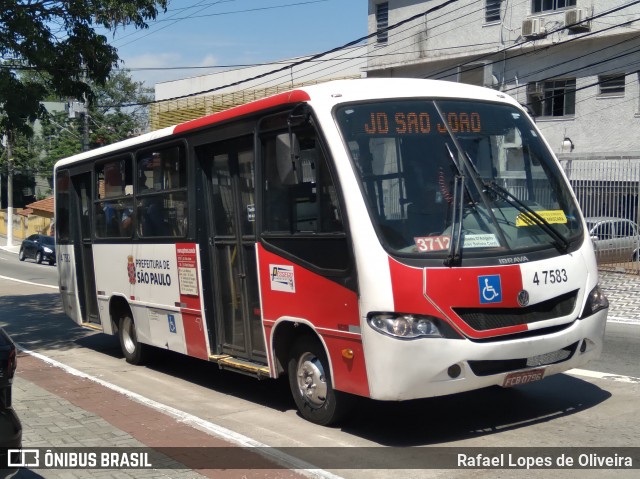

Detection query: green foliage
(0, 0), (167, 136)
(43, 71), (154, 172)
(0, 129), (40, 173)
(0, 70), (153, 178)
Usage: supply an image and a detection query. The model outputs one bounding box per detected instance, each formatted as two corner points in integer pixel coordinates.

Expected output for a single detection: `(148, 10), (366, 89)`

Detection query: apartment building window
(486, 0), (502, 22)
(376, 2), (389, 44)
(598, 73), (626, 96)
(528, 79), (576, 117)
(532, 0), (576, 13)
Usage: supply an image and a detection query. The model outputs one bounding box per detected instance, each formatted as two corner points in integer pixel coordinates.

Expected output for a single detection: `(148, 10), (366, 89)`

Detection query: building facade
(365, 0), (640, 159)
(151, 47), (364, 130)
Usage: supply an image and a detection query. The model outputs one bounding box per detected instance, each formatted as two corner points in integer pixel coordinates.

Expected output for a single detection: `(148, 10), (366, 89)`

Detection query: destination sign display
(362, 111), (482, 135)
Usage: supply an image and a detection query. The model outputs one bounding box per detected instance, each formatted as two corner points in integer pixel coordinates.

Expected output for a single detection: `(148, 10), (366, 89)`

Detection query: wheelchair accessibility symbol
(478, 275), (502, 304)
(168, 314), (177, 334)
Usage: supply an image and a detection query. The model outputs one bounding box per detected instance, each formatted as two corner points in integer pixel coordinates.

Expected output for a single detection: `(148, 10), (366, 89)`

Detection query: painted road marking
(569, 368), (640, 384)
(0, 274), (59, 290)
(16, 344), (344, 479)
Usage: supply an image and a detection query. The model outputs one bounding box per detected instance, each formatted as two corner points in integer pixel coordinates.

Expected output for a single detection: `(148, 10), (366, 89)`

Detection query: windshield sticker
(516, 210), (567, 227)
(270, 264), (296, 293)
(478, 275), (502, 304)
(414, 236), (451, 252)
(463, 234), (500, 248)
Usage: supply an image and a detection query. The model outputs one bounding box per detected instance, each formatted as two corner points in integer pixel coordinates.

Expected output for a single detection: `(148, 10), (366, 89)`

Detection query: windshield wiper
(484, 180), (570, 254)
(434, 102), (509, 265)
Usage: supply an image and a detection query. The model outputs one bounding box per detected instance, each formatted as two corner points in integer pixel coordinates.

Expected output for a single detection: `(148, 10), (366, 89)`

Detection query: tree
(37, 70), (153, 173)
(0, 69), (153, 204)
(0, 0), (167, 136)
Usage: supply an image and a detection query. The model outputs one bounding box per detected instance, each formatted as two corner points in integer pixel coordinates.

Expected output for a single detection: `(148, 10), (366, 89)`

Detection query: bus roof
(54, 78), (520, 169)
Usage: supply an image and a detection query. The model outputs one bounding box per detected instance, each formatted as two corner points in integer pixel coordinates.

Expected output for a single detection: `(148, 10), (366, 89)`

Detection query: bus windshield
(335, 99), (583, 259)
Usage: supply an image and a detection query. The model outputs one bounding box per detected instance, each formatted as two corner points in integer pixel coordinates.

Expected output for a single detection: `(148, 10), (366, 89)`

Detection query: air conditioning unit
(522, 18), (547, 38)
(565, 8), (590, 31)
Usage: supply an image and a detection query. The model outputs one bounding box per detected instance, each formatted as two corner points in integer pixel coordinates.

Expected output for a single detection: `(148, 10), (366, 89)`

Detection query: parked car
(18, 234), (56, 265)
(0, 328), (21, 474)
(585, 216), (640, 264)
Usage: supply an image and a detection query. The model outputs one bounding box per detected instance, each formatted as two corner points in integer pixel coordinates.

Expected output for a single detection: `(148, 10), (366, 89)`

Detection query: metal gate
(561, 158), (640, 275)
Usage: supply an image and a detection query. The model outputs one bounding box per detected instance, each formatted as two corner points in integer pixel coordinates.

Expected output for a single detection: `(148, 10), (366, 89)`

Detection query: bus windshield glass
(335, 99), (583, 258)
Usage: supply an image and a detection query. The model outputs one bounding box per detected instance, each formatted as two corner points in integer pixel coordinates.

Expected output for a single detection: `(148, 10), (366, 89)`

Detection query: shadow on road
(341, 374), (611, 446)
(1, 293), (612, 447)
(0, 293), (99, 352)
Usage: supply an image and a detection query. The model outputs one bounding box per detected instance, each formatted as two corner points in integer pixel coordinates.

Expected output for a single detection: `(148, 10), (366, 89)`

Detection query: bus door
(204, 136), (266, 362)
(70, 172), (100, 324)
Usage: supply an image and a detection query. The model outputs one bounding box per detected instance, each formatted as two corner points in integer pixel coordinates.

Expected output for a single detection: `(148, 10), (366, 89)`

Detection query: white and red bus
(54, 78), (608, 425)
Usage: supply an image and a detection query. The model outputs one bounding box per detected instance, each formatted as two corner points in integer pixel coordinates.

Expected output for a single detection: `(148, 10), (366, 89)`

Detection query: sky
(106, 0), (368, 88)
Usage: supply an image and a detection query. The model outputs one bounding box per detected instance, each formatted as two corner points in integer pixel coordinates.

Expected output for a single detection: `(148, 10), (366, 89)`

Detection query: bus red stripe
(173, 90), (311, 134)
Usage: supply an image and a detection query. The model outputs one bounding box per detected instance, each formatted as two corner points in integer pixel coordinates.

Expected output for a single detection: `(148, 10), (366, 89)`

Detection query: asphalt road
(0, 247), (58, 288)
(1, 247), (639, 478)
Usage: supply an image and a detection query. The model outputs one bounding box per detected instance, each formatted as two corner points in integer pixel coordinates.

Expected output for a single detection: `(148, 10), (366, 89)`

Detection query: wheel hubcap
(121, 317), (136, 354)
(296, 352), (327, 408)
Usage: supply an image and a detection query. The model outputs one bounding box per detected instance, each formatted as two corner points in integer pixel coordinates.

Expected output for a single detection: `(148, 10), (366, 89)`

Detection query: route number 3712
(533, 269), (568, 285)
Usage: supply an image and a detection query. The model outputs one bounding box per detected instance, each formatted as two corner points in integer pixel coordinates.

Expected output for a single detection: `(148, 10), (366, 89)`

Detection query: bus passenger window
(136, 145), (188, 238)
(137, 146), (186, 193)
(94, 157), (134, 238)
(55, 170), (70, 243)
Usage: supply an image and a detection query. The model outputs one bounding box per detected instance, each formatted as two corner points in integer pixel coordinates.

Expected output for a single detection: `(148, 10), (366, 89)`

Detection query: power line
(114, 0), (235, 48)
(113, 0), (329, 48)
(423, 0), (640, 81)
(256, 13), (639, 102)
(500, 34), (640, 94)
(118, 0), (461, 107)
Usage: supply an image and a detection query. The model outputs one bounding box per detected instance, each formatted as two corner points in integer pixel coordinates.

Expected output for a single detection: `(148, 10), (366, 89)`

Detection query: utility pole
(83, 98), (89, 152)
(82, 64), (89, 152)
(5, 132), (13, 247)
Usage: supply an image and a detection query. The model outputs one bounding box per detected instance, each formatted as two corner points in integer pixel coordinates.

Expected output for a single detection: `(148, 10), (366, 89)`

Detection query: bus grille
(453, 290), (578, 331)
(468, 342), (578, 376)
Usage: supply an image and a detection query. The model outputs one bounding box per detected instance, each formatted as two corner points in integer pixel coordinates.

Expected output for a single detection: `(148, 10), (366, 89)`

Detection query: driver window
(263, 128), (343, 234)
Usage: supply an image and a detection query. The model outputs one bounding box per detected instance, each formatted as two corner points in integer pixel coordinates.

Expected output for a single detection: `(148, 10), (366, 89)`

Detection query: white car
(585, 216), (640, 263)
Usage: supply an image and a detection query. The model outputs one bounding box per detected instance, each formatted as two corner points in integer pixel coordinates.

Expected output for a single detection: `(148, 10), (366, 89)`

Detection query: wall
(0, 211), (52, 240)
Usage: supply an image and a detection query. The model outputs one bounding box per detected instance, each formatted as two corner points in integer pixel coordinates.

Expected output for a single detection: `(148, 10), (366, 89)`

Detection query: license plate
(502, 368), (545, 387)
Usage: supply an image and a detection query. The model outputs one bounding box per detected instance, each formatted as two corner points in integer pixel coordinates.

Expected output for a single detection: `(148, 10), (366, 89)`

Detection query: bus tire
(118, 314), (148, 365)
(287, 336), (353, 426)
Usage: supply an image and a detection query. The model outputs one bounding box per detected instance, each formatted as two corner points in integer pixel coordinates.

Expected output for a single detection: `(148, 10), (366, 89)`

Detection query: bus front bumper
(362, 309), (607, 401)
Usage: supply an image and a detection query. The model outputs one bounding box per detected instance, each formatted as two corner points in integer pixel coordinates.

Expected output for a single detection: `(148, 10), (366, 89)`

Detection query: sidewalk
(597, 270), (640, 324)
(9, 352), (305, 479)
(0, 234), (20, 254)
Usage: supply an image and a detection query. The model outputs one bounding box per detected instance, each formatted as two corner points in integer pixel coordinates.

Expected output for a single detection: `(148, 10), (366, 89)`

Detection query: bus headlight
(368, 313), (443, 339)
(580, 284), (609, 318)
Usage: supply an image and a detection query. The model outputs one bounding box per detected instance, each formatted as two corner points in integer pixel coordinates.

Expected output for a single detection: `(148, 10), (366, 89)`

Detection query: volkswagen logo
(517, 290), (530, 307)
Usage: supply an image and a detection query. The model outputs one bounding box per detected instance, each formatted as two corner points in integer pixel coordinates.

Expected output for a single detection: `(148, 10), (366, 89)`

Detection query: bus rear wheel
(287, 336), (353, 426)
(118, 314), (148, 365)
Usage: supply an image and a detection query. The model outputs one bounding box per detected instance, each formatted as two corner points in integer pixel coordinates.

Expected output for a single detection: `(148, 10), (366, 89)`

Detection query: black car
(18, 234), (56, 265)
(0, 329), (21, 474)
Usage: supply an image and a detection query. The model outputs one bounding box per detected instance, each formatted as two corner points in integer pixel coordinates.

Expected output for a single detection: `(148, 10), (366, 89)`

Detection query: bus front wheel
(287, 336), (353, 426)
(118, 314), (148, 365)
